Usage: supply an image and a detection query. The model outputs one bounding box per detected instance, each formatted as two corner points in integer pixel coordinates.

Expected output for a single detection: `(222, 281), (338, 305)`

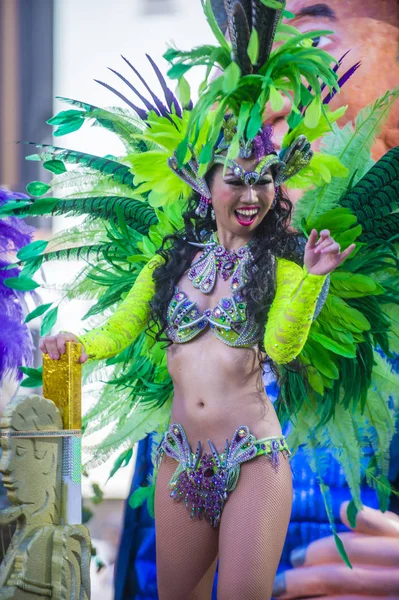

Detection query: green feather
(0, 196), (156, 231)
(26, 143), (135, 188)
(340, 146), (399, 240)
(293, 88), (399, 227)
(360, 214), (399, 243)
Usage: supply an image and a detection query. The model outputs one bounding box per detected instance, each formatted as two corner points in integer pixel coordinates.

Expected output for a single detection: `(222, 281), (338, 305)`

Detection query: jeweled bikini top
(166, 234), (263, 347)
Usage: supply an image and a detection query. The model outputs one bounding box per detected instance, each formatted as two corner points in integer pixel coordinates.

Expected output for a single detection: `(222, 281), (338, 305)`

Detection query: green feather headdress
(127, 0), (348, 208)
(164, 0), (340, 174)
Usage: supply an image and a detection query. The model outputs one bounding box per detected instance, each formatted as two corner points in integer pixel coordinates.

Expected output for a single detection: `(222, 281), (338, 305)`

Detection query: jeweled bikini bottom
(156, 422), (290, 527)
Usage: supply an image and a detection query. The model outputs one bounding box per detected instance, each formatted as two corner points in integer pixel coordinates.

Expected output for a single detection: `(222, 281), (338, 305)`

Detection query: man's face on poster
(273, 0), (399, 158)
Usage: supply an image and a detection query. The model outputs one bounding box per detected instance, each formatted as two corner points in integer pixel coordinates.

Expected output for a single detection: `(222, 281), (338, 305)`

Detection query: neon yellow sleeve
(264, 258), (327, 364)
(77, 256), (163, 361)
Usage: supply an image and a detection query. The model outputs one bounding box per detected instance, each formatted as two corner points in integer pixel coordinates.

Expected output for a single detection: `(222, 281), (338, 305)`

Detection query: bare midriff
(166, 273), (282, 454)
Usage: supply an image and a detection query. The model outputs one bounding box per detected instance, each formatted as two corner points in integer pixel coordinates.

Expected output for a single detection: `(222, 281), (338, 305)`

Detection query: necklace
(188, 233), (253, 294)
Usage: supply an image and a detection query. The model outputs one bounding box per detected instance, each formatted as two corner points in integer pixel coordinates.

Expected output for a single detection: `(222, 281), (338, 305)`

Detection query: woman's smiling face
(209, 157), (275, 237)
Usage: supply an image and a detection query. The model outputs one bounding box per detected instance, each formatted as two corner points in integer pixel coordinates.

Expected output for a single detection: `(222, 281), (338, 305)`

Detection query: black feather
(226, 0), (253, 74)
(253, 0), (283, 69)
(224, 0), (284, 74)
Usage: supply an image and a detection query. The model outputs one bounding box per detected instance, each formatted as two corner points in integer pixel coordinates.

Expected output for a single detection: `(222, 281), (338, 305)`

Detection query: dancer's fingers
(338, 243), (356, 261)
(315, 229), (330, 246)
(272, 565), (399, 599)
(290, 532), (399, 567)
(40, 336), (60, 360)
(79, 350), (89, 364)
(340, 502), (399, 537)
(307, 229), (319, 249)
(56, 335), (67, 356)
(319, 241), (341, 255)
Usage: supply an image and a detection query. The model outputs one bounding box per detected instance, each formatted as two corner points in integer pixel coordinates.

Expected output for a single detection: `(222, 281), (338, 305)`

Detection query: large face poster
(281, 0), (399, 159)
(213, 0), (399, 159)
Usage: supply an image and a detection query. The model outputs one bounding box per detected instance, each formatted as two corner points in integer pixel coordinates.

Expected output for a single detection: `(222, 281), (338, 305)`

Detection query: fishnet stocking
(155, 455), (219, 600)
(156, 453), (292, 600)
(217, 454), (292, 600)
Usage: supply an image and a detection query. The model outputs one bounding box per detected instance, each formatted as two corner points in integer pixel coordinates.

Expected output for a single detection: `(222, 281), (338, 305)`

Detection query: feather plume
(224, 1), (253, 74)
(293, 88), (399, 227)
(253, 0), (284, 68)
(24, 142), (135, 189)
(4, 196), (157, 231)
(0, 188), (34, 381)
(96, 55), (186, 123)
(85, 396), (173, 468)
(340, 146), (399, 242)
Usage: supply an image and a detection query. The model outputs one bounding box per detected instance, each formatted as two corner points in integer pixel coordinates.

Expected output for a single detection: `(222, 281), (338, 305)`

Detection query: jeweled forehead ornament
(212, 153), (283, 186)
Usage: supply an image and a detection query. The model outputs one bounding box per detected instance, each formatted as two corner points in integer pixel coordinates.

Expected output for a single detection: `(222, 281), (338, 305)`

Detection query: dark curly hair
(148, 166), (304, 368)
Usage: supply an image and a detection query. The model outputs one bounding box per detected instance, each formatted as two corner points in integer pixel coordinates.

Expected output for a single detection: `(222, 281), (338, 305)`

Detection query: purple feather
(108, 67), (161, 116)
(94, 78), (149, 121)
(253, 123), (275, 159)
(0, 188), (35, 381)
(0, 313), (33, 381)
(97, 57), (188, 125)
(323, 61), (362, 104)
(302, 51), (360, 116)
(320, 50), (352, 95)
(121, 56), (173, 121)
(145, 54), (183, 118)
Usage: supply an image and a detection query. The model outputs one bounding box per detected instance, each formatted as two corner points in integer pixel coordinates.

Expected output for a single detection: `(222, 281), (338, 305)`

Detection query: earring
(271, 187), (278, 209)
(195, 194), (211, 218)
(211, 207), (216, 221)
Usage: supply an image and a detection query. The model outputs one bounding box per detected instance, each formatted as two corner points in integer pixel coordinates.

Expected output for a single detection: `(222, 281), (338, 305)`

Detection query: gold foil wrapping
(42, 342), (82, 429)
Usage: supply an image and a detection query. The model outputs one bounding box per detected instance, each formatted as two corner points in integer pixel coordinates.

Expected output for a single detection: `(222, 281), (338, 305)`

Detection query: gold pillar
(42, 342), (82, 430)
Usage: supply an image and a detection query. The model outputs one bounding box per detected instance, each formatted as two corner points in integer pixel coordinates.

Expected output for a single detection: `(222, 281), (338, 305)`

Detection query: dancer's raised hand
(304, 229), (355, 276)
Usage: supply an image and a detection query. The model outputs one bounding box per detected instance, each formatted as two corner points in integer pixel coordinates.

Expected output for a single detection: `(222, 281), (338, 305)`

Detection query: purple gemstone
(221, 299), (231, 309)
(222, 261), (234, 271)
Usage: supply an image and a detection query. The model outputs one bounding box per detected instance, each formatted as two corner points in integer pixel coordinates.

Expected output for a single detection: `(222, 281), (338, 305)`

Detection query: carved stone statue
(0, 394), (91, 599)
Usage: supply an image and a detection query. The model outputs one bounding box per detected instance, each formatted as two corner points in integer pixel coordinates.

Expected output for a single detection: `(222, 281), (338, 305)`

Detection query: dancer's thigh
(217, 454), (292, 600)
(155, 455), (219, 600)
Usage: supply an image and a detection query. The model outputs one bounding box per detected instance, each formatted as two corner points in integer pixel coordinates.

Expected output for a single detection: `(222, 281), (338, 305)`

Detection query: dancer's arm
(77, 256), (163, 361)
(264, 257), (326, 364)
